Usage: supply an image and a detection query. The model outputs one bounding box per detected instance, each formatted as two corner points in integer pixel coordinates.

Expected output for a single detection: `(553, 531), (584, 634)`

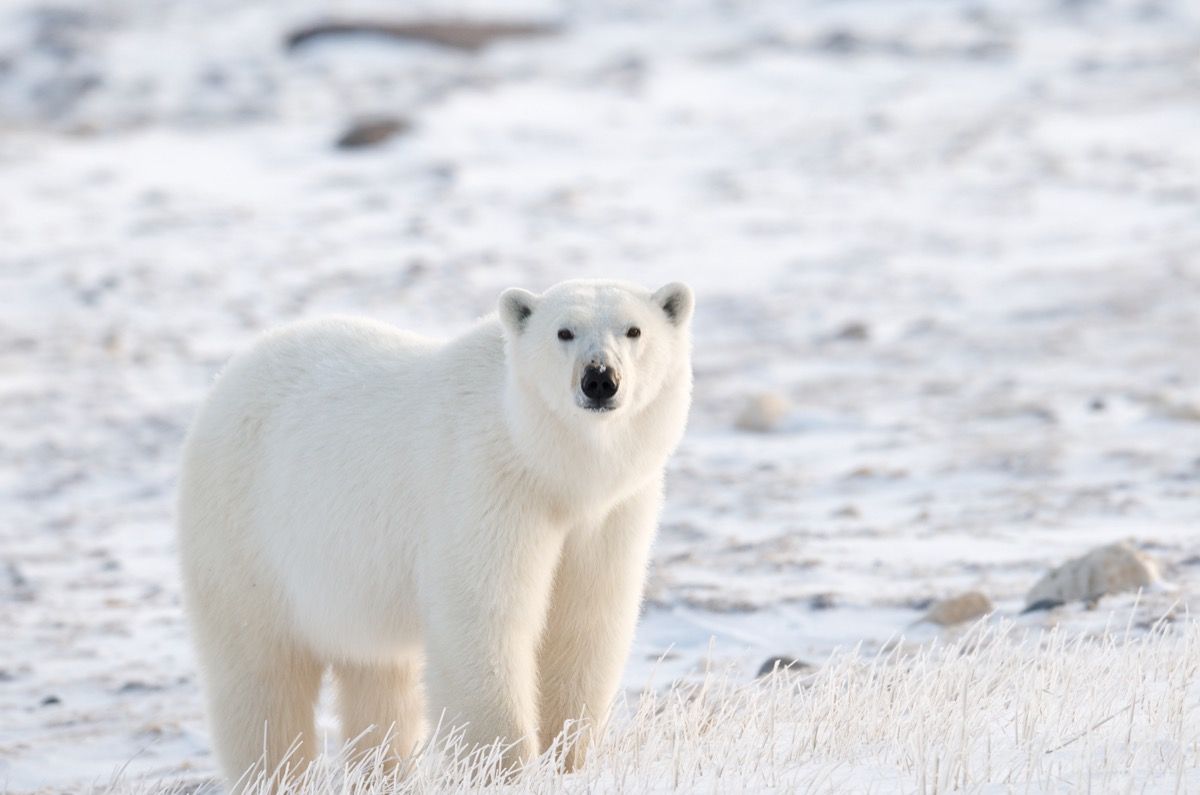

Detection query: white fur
(177, 279), (694, 785)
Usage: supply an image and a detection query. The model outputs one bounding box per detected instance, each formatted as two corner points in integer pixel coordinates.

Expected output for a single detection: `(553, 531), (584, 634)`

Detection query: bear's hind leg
(335, 657), (426, 774)
(201, 635), (324, 792)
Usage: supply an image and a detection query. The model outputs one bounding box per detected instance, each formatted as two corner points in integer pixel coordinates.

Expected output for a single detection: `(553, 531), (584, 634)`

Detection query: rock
(844, 465), (907, 480)
(1025, 542), (1161, 609)
(286, 19), (560, 53)
(117, 680), (164, 694)
(335, 116), (410, 150)
(756, 656), (810, 678)
(817, 30), (861, 54)
(691, 595), (758, 614)
(734, 391), (790, 432)
(1020, 598), (1064, 614)
(1146, 395), (1200, 422)
(809, 592), (836, 610)
(832, 321), (870, 341)
(920, 590), (994, 626)
(3, 561), (35, 602)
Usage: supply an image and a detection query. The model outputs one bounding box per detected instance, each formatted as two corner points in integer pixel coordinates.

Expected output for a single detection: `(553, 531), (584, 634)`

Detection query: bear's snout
(581, 365), (620, 407)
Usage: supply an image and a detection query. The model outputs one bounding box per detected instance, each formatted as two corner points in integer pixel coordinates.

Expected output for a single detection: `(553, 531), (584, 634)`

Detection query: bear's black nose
(581, 366), (619, 402)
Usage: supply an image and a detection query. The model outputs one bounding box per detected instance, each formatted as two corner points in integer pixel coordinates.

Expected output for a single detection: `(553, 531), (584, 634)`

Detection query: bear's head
(498, 279), (694, 424)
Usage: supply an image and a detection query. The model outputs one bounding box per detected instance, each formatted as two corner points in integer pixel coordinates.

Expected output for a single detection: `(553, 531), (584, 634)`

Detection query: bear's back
(184, 315), (510, 492)
(178, 315), (511, 652)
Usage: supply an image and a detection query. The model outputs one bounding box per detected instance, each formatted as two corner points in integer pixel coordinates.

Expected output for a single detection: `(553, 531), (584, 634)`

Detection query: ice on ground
(1, 0), (1198, 790)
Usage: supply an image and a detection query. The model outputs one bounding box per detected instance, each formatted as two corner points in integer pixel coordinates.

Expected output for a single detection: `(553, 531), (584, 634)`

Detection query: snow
(79, 620), (1200, 793)
(1, 0), (1198, 791)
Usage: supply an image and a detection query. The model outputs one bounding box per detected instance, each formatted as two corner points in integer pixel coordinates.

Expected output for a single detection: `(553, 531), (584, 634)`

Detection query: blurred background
(2, 0), (1199, 789)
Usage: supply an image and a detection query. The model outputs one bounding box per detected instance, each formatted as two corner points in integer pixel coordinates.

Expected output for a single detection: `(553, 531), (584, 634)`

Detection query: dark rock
(1021, 598), (1064, 614)
(335, 116), (411, 150)
(964, 40), (1011, 60)
(817, 30), (860, 54)
(809, 592), (836, 610)
(833, 321), (870, 341)
(756, 656), (811, 678)
(200, 67), (227, 88)
(286, 19), (560, 53)
(33, 72), (103, 118)
(118, 680), (163, 694)
(41, 695), (61, 706)
(4, 561), (35, 602)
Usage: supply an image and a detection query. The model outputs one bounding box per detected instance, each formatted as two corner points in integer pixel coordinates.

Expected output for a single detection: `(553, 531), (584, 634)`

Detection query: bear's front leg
(422, 510), (565, 778)
(537, 481), (662, 770)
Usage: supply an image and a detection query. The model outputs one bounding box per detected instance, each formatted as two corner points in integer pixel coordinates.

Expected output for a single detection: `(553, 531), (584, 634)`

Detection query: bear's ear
(652, 282), (694, 327)
(498, 287), (539, 334)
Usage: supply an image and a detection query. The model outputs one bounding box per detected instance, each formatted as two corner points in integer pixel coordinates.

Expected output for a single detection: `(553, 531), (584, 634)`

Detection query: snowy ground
(2, 0), (1199, 791)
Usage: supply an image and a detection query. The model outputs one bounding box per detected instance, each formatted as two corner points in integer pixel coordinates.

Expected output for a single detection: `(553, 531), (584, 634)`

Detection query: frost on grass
(104, 615), (1199, 794)
(4, 0), (1200, 789)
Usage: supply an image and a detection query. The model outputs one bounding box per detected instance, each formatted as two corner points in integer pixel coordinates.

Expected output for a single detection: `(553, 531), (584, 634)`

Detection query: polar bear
(177, 279), (694, 786)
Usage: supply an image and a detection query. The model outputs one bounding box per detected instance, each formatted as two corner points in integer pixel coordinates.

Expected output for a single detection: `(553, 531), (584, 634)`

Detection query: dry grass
(107, 611), (1199, 794)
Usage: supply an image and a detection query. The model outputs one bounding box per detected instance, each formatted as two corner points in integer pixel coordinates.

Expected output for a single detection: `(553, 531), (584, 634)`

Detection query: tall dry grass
(107, 610), (1198, 794)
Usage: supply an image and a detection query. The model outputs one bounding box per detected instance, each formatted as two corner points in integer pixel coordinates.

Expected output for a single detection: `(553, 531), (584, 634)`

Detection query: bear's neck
(501, 370), (689, 516)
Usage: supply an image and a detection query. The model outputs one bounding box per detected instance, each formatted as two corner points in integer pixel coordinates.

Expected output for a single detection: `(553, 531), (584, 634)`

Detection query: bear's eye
(557, 329), (574, 341)
(626, 327), (641, 339)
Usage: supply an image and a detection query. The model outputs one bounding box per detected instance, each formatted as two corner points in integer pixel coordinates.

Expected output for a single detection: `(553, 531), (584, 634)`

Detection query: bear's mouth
(582, 400), (617, 413)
